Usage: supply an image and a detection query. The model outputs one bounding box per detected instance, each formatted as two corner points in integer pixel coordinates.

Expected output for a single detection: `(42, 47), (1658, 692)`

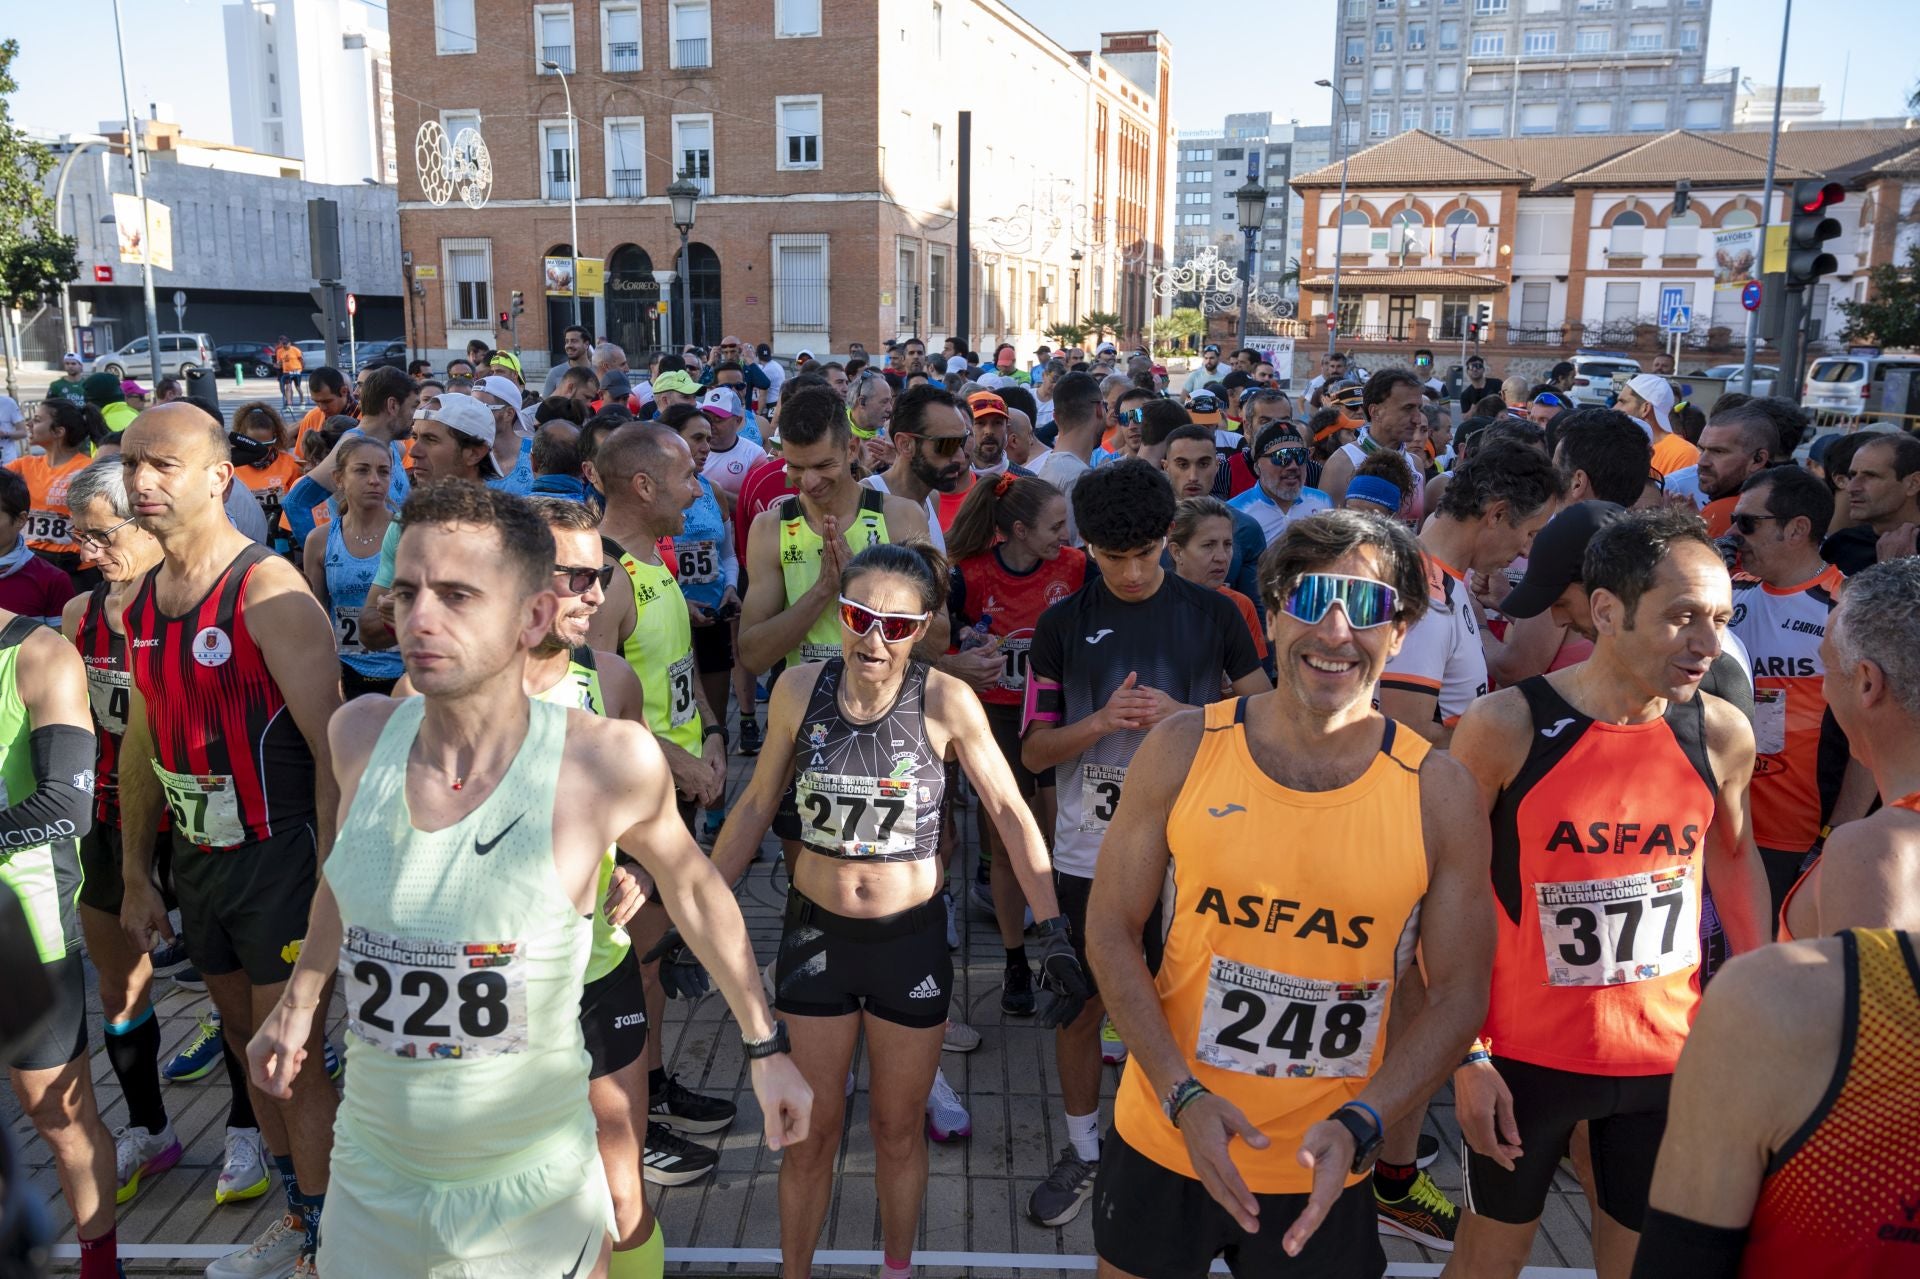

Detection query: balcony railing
(606, 41), (639, 71)
(541, 45), (573, 72)
(548, 172), (575, 199)
(611, 168), (644, 198)
(675, 37), (710, 67)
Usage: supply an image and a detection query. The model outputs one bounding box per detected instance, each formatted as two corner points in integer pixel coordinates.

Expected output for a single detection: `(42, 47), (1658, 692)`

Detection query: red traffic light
(1795, 180), (1845, 215)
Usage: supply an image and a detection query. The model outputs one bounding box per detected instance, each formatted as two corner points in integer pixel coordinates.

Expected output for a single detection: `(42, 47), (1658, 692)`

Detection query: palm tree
(1044, 319), (1091, 348)
(1083, 310), (1121, 344)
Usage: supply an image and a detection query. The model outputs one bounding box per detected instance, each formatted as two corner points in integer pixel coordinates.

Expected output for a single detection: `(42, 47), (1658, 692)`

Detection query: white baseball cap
(1625, 373), (1674, 435)
(414, 393), (503, 476)
(698, 386), (741, 420)
(945, 355), (968, 375)
(475, 375), (523, 409)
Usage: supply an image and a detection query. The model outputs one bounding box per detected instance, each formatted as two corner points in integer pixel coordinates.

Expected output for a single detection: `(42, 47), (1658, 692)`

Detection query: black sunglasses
(1262, 446), (1310, 467)
(919, 434), (968, 458)
(1728, 513), (1783, 535)
(555, 563), (616, 593)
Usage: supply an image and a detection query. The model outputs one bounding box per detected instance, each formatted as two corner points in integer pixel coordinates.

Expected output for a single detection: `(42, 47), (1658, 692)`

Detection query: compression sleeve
(0, 725), (96, 845)
(1627, 1209), (1746, 1279)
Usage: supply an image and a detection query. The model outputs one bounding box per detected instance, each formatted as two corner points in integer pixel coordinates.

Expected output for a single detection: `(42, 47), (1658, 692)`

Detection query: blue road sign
(1742, 279), (1763, 312)
(1660, 286), (1687, 330)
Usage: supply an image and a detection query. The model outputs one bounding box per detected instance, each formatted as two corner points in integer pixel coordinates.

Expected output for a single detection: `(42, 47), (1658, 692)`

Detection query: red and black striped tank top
(126, 544), (314, 847)
(76, 584), (130, 825)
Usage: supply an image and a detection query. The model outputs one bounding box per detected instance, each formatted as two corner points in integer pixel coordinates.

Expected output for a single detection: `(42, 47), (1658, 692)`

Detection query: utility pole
(1740, 0), (1793, 394)
(110, 0), (163, 387)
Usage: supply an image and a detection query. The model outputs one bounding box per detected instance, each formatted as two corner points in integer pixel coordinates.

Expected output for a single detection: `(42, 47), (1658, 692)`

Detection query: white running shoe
(216, 1127), (271, 1205)
(205, 1213), (303, 1279)
(114, 1121), (182, 1204)
(942, 1019), (982, 1054)
(925, 1068), (971, 1142)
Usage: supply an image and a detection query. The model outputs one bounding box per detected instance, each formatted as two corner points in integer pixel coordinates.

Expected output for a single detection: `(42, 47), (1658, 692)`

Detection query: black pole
(956, 111), (971, 350)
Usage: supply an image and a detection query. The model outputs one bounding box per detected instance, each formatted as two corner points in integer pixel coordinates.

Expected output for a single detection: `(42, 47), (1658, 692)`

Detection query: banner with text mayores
(1712, 227), (1759, 292)
(113, 193), (174, 272)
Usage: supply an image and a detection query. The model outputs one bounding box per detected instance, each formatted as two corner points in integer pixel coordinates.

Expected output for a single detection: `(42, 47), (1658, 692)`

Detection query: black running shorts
(691, 617), (735, 675)
(773, 889), (951, 1028)
(1056, 871), (1163, 1001)
(578, 946), (648, 1080)
(171, 823), (318, 985)
(1461, 1057), (1671, 1230)
(1092, 1129), (1385, 1279)
(77, 822), (124, 915)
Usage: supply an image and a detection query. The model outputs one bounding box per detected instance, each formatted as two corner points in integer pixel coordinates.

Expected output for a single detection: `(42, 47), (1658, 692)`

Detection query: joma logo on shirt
(1544, 821), (1701, 856)
(1192, 888), (1374, 948)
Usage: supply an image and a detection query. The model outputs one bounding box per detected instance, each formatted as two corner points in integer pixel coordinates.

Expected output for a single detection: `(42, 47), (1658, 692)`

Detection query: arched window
(605, 243), (658, 359)
(1666, 209), (1702, 255)
(1391, 208), (1425, 254)
(1609, 209), (1646, 256)
(1340, 208), (1373, 227)
(1720, 207), (1758, 229)
(1444, 208), (1479, 226)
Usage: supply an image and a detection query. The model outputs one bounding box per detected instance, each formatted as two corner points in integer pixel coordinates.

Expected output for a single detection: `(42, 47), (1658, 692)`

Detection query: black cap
(1498, 501), (1627, 618)
(1253, 420), (1306, 456)
(756, 343), (773, 360)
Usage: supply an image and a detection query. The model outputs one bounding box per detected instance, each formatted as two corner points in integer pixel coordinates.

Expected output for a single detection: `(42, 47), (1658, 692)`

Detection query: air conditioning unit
(1409, 40), (1426, 50)
(1346, 54), (1363, 63)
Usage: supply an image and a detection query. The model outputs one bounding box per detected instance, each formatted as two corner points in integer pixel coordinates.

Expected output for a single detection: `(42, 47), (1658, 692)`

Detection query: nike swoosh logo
(1540, 717), (1576, 739)
(474, 814), (523, 856)
(560, 1229), (594, 1279)
(1086, 629), (1114, 644)
(1208, 803), (1247, 818)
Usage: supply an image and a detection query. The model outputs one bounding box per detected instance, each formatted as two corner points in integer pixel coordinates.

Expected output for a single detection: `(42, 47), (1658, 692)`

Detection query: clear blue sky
(9, 0), (1915, 144)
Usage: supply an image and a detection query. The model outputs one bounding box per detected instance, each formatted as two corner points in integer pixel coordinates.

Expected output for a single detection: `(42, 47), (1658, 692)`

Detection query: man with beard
(1230, 421), (1332, 545)
(966, 391), (1030, 480)
(1181, 344), (1225, 398)
(861, 384), (969, 553)
(1827, 434), (1920, 572)
(543, 326), (594, 396)
(1321, 370), (1430, 517)
(1688, 399), (1796, 536)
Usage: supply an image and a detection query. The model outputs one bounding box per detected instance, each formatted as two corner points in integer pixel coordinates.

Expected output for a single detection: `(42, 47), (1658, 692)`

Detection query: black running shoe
(642, 1122), (719, 1186)
(649, 1073), (737, 1134)
(1001, 960), (1035, 1017)
(737, 716), (762, 756)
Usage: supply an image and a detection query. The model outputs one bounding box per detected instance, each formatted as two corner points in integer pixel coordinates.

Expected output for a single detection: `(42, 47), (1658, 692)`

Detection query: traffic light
(499, 310), (511, 328)
(1467, 320), (1480, 340)
(1786, 179), (1845, 288)
(510, 290), (525, 318)
(1673, 179), (1691, 219)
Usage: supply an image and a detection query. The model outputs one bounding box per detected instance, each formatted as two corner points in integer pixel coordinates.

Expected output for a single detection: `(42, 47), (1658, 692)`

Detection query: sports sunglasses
(1279, 574), (1400, 630)
(838, 596), (929, 643)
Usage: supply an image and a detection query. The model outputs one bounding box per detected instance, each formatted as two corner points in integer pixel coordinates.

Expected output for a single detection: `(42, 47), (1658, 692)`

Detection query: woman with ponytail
(945, 472), (1085, 1014)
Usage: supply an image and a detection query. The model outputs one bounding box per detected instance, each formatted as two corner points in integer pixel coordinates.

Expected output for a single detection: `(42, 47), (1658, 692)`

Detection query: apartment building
(224, 0), (398, 185)
(392, 0), (1169, 366)
(1330, 0), (1735, 161)
(1173, 113), (1309, 303)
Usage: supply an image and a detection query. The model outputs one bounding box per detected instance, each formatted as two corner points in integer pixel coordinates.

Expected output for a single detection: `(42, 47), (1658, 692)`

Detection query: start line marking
(54, 1244), (1597, 1276)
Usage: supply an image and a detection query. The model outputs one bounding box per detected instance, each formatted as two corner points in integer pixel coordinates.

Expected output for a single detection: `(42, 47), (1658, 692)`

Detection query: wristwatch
(1328, 1103), (1384, 1174)
(743, 1020), (791, 1060)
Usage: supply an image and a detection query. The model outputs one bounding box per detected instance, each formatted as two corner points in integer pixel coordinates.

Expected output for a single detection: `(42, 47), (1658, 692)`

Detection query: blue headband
(1346, 475), (1404, 513)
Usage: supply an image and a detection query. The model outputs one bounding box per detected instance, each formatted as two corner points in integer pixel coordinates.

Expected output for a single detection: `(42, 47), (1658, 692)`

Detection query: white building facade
(225, 0), (398, 186)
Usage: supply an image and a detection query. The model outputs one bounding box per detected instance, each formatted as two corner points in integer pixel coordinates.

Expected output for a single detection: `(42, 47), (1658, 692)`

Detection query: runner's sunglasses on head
(1279, 574), (1399, 630)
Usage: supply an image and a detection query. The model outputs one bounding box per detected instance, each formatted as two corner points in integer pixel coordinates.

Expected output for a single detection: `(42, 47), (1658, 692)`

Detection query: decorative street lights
(667, 172), (701, 353)
(1233, 180), (1269, 350)
(1070, 248), (1083, 325)
(1315, 79), (1355, 356)
(540, 60), (582, 330)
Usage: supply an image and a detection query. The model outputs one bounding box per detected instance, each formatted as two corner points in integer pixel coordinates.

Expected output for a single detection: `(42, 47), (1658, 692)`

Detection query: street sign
(172, 290), (186, 308)
(1325, 313), (1337, 332)
(1659, 286), (1687, 327)
(346, 293), (358, 316)
(93, 265), (113, 283)
(1664, 304), (1692, 335)
(1742, 279), (1763, 312)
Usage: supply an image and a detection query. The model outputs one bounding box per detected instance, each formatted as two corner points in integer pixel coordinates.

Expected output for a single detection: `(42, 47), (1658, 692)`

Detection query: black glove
(1033, 916), (1092, 1029)
(639, 928), (712, 1000)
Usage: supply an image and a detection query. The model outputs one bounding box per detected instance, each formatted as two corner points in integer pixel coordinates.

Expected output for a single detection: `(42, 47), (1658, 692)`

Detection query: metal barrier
(1805, 408), (1920, 435)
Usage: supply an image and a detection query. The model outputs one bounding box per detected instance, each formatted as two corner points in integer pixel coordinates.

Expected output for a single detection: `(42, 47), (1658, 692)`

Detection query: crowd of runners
(3, 333), (1917, 1279)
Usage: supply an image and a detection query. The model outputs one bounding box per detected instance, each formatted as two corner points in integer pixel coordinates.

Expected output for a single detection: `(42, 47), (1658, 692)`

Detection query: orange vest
(1112, 698), (1431, 1194)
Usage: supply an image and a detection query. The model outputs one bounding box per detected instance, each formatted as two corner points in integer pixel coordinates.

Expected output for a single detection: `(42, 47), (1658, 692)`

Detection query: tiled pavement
(13, 755), (1598, 1277)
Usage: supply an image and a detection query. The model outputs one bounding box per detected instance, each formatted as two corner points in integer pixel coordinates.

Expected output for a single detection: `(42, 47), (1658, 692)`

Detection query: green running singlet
(775, 489), (890, 667)
(530, 647), (629, 985)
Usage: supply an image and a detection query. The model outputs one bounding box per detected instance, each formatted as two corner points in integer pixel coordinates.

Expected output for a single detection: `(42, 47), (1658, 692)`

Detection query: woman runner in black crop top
(711, 542), (1090, 1279)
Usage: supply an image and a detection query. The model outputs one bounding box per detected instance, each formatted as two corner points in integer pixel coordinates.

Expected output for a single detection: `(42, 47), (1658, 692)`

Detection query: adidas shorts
(772, 888), (951, 1029)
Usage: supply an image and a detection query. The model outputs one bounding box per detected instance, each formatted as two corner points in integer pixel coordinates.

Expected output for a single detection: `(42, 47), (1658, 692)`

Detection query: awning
(1299, 269), (1505, 293)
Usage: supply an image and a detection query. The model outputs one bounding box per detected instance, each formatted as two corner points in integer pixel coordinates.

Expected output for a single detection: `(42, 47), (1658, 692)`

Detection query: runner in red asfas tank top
(113, 404), (345, 1273)
(1442, 509), (1770, 1279)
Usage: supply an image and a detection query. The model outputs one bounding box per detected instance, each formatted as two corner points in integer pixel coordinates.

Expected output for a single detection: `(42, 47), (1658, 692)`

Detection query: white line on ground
(51, 1243), (1597, 1276)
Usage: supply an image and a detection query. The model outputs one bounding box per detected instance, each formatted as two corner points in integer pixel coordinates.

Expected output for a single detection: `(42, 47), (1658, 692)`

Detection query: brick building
(391, 0), (1169, 369)
(1288, 125), (1920, 357)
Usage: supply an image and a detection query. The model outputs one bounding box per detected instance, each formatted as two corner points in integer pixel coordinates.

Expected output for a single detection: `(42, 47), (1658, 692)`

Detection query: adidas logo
(907, 974), (942, 1000)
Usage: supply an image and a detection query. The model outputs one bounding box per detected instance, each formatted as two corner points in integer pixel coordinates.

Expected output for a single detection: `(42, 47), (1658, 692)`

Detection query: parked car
(1565, 350), (1642, 407)
(1802, 352), (1920, 416)
(216, 341), (278, 379)
(351, 340), (410, 373)
(294, 340), (331, 368)
(1694, 364), (1777, 398)
(89, 332), (215, 379)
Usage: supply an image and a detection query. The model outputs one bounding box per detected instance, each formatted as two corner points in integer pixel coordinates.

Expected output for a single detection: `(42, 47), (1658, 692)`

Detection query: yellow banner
(576, 257), (604, 297)
(1764, 225), (1788, 275)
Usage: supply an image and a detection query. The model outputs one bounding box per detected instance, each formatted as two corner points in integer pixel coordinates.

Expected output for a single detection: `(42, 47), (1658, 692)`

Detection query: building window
(440, 109), (483, 167)
(1577, 0), (1615, 7)
(776, 0), (821, 37)
(1405, 64), (1426, 92)
(1467, 103), (1503, 134)
(1471, 31), (1506, 55)
(776, 95), (822, 170)
(1372, 66), (1394, 94)
(771, 234), (830, 333)
(1609, 209), (1646, 256)
(1721, 206), (1758, 229)
(896, 241), (920, 334)
(672, 114), (713, 193)
(1346, 36), (1364, 62)
(1679, 23), (1700, 49)
(1603, 281), (1639, 323)
(669, 0), (711, 68)
(604, 116), (646, 198)
(1436, 62), (1460, 91)
(1408, 20), (1427, 48)
(601, 3), (641, 71)
(1519, 102), (1557, 133)
(1575, 26), (1609, 50)
(1666, 209), (1701, 256)
(436, 0), (477, 53)
(1347, 0), (1366, 17)
(1524, 28), (1556, 52)
(1574, 100), (1611, 131)
(1440, 292), (1471, 336)
(1473, 0), (1509, 11)
(1369, 105), (1391, 137)
(928, 245), (949, 331)
(1628, 98), (1666, 130)
(1626, 23), (1664, 49)
(540, 121), (574, 199)
(1391, 208), (1426, 253)
(1401, 103), (1422, 132)
(1432, 104), (1455, 134)
(535, 5), (573, 72)
(1519, 281), (1550, 327)
(1342, 75), (1362, 102)
(1375, 25), (1394, 50)
(1683, 97), (1722, 128)
(1438, 19), (1460, 48)
(445, 240), (491, 322)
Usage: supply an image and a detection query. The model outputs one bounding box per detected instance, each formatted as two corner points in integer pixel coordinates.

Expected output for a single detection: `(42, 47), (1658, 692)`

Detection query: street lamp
(110, 0), (162, 386)
(1233, 180), (1269, 350)
(1315, 79), (1354, 357)
(541, 59), (582, 329)
(1069, 249), (1083, 329)
(667, 172), (701, 352)
(50, 135), (108, 360)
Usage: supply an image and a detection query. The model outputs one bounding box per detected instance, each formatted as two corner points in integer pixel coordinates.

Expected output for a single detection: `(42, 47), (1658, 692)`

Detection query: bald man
(114, 404), (345, 1273)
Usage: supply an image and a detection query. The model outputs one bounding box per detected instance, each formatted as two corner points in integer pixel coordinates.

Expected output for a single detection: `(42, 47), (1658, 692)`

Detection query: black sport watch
(743, 1020), (790, 1060)
(1328, 1103), (1384, 1174)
